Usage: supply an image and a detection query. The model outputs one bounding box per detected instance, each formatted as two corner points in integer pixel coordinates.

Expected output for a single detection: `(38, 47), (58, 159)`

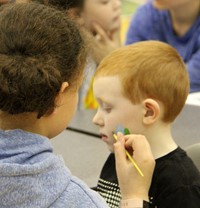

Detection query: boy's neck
(145, 122), (178, 159)
(169, 0), (200, 36)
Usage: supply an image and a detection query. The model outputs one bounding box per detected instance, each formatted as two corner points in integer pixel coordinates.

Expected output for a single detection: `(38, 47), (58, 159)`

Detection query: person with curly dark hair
(0, 2), (155, 208)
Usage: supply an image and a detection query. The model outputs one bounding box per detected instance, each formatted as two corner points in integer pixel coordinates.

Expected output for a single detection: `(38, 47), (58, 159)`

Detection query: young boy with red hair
(93, 41), (200, 208)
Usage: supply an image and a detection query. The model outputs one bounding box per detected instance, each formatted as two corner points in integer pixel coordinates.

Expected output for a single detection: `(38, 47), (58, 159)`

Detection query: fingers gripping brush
(112, 125), (144, 177)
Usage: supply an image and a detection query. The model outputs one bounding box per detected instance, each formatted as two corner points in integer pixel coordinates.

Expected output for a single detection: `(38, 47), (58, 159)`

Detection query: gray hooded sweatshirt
(0, 129), (109, 208)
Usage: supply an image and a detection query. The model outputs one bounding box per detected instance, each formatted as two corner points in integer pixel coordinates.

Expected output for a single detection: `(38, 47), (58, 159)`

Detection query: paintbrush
(113, 126), (144, 177)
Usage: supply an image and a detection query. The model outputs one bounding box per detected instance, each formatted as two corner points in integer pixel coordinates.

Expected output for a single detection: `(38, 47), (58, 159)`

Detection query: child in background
(32, 0), (121, 65)
(62, 0), (122, 64)
(0, 2), (155, 207)
(92, 41), (200, 208)
(66, 0), (122, 109)
(125, 0), (200, 93)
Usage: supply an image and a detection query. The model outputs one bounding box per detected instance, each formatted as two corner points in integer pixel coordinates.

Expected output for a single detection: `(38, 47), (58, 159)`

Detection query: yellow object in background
(120, 15), (132, 43)
(84, 77), (98, 109)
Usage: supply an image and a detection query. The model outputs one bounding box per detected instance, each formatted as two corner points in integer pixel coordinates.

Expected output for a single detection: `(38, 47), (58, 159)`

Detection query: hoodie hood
(0, 129), (71, 207)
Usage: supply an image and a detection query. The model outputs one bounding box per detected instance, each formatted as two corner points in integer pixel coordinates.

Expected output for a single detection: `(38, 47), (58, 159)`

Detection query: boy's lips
(100, 133), (108, 142)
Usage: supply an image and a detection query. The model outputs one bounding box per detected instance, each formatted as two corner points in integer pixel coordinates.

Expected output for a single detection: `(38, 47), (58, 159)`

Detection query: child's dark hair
(0, 3), (86, 118)
(33, 0), (84, 10)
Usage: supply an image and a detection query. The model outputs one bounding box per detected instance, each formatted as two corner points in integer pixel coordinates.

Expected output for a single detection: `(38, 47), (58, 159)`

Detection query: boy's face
(93, 76), (144, 152)
(81, 0), (121, 33)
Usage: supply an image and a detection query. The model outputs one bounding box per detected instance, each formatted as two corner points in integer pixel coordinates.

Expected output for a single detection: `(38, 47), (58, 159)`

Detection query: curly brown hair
(0, 2), (86, 118)
(32, 0), (84, 10)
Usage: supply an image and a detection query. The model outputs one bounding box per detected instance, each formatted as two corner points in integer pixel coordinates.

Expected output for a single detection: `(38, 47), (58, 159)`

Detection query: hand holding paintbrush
(112, 132), (144, 177)
(113, 125), (144, 176)
(114, 133), (155, 201)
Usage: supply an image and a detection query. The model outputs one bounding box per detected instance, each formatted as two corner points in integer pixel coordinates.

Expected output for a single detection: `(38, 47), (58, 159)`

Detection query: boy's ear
(142, 98), (160, 125)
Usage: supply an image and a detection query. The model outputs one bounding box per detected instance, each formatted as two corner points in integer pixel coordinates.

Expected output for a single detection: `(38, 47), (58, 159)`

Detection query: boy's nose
(92, 111), (104, 126)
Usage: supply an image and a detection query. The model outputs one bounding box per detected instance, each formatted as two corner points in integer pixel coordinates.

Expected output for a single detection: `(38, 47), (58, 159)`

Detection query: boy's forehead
(93, 76), (126, 102)
(94, 75), (119, 83)
(93, 76), (122, 93)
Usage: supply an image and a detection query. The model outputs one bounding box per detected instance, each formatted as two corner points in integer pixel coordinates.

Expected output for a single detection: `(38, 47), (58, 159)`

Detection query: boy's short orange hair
(94, 41), (189, 123)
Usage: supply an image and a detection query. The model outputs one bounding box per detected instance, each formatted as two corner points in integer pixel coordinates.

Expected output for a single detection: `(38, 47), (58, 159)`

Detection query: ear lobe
(142, 99), (160, 125)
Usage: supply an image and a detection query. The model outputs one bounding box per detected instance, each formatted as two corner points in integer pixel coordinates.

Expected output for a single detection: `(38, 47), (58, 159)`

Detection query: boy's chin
(107, 145), (115, 153)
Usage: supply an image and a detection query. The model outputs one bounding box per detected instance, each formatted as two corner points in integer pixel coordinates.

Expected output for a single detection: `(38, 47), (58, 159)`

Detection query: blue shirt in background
(126, 1), (200, 93)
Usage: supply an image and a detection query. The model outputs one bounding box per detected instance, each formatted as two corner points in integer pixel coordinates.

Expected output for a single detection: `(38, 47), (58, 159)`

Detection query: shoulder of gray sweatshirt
(0, 129), (109, 208)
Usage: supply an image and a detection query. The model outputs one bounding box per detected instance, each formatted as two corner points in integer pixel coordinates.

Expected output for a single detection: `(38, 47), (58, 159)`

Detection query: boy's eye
(102, 105), (112, 113)
(104, 108), (111, 113)
(100, 0), (109, 4)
